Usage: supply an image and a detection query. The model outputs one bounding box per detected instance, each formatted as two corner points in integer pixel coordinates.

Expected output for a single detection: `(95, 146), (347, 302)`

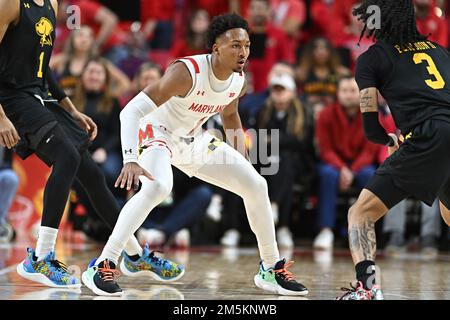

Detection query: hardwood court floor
(1, 241), (449, 300)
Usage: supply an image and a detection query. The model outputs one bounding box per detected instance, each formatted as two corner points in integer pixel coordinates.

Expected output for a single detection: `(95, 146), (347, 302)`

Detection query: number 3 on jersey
(413, 53), (445, 89)
(37, 52), (44, 78)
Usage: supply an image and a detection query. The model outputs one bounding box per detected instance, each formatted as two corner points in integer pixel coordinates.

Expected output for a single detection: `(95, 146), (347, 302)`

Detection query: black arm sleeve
(362, 112), (395, 146)
(45, 67), (67, 102)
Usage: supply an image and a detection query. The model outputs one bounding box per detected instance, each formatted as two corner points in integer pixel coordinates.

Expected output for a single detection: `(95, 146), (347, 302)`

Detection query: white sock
(124, 237), (143, 257)
(35, 226), (58, 261)
(97, 237), (123, 265)
(262, 260), (277, 270)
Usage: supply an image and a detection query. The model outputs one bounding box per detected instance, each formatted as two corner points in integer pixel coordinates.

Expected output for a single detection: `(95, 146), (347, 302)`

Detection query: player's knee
(141, 178), (172, 201)
(348, 201), (368, 224)
(247, 174), (268, 197)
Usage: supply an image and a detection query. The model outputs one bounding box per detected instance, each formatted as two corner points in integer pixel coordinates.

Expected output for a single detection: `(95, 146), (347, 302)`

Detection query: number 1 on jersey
(37, 52), (44, 78)
(413, 53), (445, 89)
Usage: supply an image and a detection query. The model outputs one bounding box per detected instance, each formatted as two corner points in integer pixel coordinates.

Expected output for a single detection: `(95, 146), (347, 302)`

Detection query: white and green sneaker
(82, 258), (122, 297)
(254, 259), (309, 296)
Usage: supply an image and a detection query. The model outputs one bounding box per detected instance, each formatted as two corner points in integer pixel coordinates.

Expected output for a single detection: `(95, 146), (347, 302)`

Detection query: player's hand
(0, 115), (20, 149)
(115, 162), (154, 191)
(71, 110), (98, 141)
(387, 133), (399, 156)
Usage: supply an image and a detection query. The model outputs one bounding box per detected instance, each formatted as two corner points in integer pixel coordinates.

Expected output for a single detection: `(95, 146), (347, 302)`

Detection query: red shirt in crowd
(75, 0), (125, 53)
(307, 0), (333, 41)
(192, 0), (230, 17)
(248, 24), (295, 92)
(170, 39), (209, 59)
(328, 0), (358, 47)
(140, 0), (176, 22)
(415, 1), (448, 47)
(316, 103), (379, 172)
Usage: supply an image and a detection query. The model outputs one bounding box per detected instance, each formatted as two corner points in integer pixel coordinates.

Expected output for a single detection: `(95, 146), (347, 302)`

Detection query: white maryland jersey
(141, 54), (245, 137)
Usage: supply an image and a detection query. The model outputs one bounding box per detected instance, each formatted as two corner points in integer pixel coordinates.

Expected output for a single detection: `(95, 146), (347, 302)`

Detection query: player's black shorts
(366, 118), (450, 209)
(0, 93), (90, 164)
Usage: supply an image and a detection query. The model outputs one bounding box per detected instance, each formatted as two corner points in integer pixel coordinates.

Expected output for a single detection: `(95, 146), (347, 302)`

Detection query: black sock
(127, 254), (141, 261)
(355, 260), (376, 290)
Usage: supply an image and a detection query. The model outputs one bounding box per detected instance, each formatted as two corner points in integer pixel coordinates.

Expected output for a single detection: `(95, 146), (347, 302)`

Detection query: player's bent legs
(97, 148), (173, 265)
(347, 189), (389, 265)
(75, 151), (142, 256)
(193, 143), (279, 267)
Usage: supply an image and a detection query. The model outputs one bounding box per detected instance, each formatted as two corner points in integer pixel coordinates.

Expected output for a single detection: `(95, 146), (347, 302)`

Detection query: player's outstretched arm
(360, 87), (398, 150)
(115, 62), (192, 191)
(0, 0), (21, 149)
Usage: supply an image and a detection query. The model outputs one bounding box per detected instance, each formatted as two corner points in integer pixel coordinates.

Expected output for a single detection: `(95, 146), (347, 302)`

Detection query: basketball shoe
(337, 281), (384, 300)
(119, 243), (185, 282)
(82, 258), (122, 296)
(254, 258), (309, 296)
(16, 248), (80, 288)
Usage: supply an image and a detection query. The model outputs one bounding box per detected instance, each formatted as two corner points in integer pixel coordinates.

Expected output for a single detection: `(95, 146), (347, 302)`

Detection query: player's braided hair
(353, 0), (427, 48)
(206, 13), (249, 49)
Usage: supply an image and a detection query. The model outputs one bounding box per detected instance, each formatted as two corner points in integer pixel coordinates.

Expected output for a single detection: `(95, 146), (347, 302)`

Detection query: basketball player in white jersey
(82, 13), (308, 297)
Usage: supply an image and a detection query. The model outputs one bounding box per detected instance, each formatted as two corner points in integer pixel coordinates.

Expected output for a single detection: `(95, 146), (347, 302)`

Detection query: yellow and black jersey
(356, 40), (450, 134)
(0, 0), (56, 97)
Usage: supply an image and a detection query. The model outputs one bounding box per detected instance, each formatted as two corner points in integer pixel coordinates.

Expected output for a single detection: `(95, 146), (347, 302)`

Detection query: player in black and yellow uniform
(0, 0), (175, 289)
(337, 0), (450, 300)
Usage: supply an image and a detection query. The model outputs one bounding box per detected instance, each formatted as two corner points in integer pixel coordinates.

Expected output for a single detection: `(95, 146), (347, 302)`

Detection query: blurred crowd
(2, 0), (450, 258)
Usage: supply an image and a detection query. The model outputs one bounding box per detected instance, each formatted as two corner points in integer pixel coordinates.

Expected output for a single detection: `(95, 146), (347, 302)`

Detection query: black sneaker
(254, 258), (309, 296)
(82, 259), (122, 296)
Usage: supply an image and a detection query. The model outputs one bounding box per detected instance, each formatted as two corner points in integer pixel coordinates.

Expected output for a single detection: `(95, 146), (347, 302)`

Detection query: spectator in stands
(191, 0), (239, 18)
(415, 0), (449, 47)
(58, 0), (128, 65)
(256, 71), (315, 247)
(121, 62), (163, 106)
(247, 0), (295, 92)
(296, 37), (350, 118)
(307, 0), (334, 41)
(271, 0), (307, 55)
(72, 57), (122, 192)
(314, 76), (379, 249)
(336, 2), (374, 70)
(170, 9), (210, 59)
(328, 0), (358, 47)
(0, 147), (19, 243)
(141, 0), (177, 50)
(240, 61), (296, 127)
(50, 25), (131, 99)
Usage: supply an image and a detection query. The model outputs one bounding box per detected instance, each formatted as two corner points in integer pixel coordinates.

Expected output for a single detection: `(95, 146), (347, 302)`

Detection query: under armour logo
(197, 90), (205, 96)
(229, 92), (236, 98)
(24, 3), (30, 8)
(124, 149), (133, 154)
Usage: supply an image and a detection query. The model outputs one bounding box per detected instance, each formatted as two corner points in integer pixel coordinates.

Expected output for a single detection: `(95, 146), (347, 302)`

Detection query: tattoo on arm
(360, 89), (372, 112)
(359, 88), (378, 113)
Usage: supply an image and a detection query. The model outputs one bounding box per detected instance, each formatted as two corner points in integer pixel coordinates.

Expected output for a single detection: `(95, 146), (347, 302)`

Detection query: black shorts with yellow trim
(365, 118), (450, 209)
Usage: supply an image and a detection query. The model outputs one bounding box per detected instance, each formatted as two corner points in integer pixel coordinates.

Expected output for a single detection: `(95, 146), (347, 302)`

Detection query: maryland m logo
(35, 17), (53, 47)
